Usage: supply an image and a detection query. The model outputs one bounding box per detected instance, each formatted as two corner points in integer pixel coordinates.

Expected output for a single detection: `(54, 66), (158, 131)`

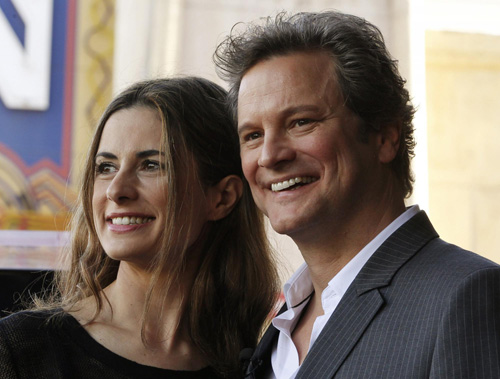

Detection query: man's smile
(271, 176), (318, 192)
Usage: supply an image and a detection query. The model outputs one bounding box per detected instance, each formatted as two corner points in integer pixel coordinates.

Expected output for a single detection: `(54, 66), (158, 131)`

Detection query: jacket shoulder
(420, 237), (499, 275)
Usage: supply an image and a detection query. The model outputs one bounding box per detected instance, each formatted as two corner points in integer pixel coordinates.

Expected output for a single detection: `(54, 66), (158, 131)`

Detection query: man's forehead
(239, 51), (336, 92)
(237, 52), (340, 116)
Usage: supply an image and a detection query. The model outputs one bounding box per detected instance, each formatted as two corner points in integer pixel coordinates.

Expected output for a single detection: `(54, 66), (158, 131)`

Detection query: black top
(0, 310), (222, 379)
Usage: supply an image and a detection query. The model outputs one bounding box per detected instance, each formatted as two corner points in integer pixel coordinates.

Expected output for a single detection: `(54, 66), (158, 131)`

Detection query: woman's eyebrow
(95, 152), (117, 160)
(94, 150), (165, 160)
(136, 149), (164, 159)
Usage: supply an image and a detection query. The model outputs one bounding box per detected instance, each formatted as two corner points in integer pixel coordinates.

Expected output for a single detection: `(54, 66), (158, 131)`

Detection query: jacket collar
(354, 210), (438, 295)
(296, 210), (438, 378)
(249, 210), (438, 378)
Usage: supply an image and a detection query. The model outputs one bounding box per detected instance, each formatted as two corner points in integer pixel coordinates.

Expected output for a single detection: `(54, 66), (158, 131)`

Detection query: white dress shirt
(269, 206), (420, 379)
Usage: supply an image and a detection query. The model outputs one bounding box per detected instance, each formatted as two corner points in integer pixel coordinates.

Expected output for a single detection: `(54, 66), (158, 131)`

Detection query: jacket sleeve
(430, 266), (500, 378)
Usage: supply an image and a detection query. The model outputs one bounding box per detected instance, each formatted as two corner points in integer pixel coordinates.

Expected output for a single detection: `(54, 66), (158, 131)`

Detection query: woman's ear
(206, 175), (243, 221)
(377, 122), (401, 164)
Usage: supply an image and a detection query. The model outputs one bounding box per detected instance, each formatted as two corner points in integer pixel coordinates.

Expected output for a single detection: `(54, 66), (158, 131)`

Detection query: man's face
(237, 51), (384, 243)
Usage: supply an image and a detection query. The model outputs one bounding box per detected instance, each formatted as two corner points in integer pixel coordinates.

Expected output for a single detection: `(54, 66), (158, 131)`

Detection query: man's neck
(294, 200), (407, 293)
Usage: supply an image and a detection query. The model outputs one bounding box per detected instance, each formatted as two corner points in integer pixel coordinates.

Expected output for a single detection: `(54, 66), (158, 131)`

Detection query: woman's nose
(105, 169), (139, 203)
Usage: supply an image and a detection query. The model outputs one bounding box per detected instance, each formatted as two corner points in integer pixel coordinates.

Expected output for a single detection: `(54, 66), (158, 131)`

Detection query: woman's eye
(95, 162), (116, 175)
(143, 160), (162, 171)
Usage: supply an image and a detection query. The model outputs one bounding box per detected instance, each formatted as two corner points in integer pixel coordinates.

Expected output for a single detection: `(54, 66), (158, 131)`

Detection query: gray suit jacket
(247, 211), (500, 378)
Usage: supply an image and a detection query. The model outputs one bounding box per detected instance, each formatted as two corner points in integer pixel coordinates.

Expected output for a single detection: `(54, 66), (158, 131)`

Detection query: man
(214, 10), (500, 379)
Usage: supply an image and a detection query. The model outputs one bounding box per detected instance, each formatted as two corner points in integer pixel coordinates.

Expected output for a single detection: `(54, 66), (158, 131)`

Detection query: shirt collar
(281, 205), (421, 311)
(282, 263), (314, 309)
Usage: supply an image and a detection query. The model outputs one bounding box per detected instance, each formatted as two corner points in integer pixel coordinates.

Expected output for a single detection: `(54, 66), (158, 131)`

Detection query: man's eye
(244, 132), (262, 142)
(295, 119), (313, 127)
(95, 162), (116, 175)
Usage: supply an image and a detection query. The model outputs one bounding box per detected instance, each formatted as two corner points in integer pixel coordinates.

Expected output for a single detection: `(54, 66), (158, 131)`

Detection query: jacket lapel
(296, 211), (438, 378)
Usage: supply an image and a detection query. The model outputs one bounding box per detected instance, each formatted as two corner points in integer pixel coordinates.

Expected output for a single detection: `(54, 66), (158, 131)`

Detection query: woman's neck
(106, 262), (191, 342)
(69, 260), (208, 370)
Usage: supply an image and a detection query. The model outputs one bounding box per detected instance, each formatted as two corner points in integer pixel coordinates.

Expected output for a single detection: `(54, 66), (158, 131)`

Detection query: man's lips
(270, 176), (318, 192)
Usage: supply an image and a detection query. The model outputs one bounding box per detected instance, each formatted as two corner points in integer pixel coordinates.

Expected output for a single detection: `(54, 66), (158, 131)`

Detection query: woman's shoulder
(1, 309), (53, 327)
(1, 310), (49, 339)
(0, 309), (85, 378)
(0, 308), (73, 345)
(1, 308), (61, 327)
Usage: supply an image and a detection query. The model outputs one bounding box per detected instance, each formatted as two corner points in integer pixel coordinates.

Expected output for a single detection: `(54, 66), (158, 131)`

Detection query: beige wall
(426, 30), (500, 263)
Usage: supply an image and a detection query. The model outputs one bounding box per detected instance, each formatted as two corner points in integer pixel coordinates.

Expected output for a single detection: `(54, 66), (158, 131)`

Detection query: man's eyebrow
(237, 123), (254, 136)
(282, 104), (322, 116)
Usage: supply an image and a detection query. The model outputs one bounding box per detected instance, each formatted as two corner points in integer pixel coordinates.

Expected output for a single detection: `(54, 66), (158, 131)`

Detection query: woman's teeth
(271, 177), (317, 192)
(111, 216), (154, 225)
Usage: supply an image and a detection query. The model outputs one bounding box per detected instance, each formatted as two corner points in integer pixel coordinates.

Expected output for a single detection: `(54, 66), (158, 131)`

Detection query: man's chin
(268, 217), (302, 238)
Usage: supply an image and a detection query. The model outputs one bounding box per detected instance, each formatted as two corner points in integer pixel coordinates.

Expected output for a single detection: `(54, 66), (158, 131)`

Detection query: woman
(0, 77), (280, 378)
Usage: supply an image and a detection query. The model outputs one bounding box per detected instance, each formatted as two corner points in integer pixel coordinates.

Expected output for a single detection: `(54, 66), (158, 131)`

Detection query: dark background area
(0, 270), (54, 317)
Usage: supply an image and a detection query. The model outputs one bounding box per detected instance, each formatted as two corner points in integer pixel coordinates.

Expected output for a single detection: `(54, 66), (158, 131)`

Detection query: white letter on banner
(0, 0), (53, 110)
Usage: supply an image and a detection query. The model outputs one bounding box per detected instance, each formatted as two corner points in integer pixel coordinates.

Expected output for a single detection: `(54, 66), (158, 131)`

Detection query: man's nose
(105, 169), (139, 203)
(257, 132), (296, 168)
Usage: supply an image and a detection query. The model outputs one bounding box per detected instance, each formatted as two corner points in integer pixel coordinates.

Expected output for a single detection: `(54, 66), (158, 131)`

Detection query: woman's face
(92, 106), (208, 265)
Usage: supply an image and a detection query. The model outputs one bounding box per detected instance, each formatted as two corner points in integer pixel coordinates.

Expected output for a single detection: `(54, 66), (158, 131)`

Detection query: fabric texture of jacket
(247, 211), (500, 378)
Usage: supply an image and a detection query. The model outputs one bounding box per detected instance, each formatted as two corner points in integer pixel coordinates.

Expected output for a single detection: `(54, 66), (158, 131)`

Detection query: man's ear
(206, 175), (243, 221)
(377, 122), (401, 164)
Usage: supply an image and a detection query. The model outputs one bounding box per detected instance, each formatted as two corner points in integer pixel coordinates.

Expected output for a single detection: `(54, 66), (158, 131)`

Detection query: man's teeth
(271, 177), (317, 192)
(111, 216), (154, 225)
